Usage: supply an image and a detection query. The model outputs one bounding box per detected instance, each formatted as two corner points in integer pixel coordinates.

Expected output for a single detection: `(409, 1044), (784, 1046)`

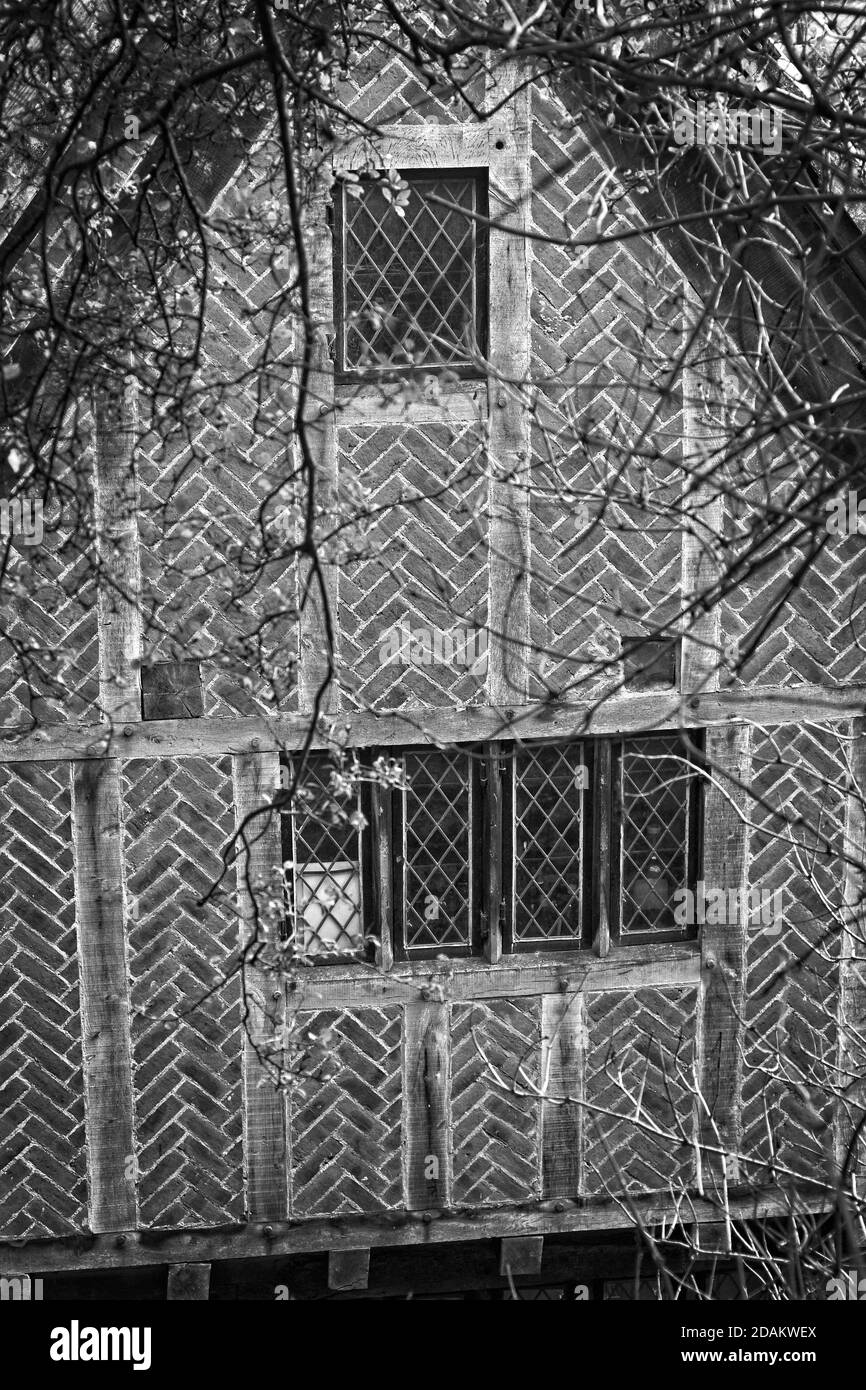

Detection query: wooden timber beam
(0, 681), (863, 764)
(166, 1263), (211, 1300)
(499, 1235), (544, 1277)
(0, 1189), (833, 1278)
(699, 724), (752, 1188)
(328, 1249), (370, 1292)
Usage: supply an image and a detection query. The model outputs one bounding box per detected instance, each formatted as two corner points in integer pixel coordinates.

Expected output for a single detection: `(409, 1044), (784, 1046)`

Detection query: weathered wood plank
(71, 758), (137, 1232)
(699, 723), (751, 1185)
(402, 1001), (450, 1210)
(335, 122), (499, 171)
(298, 174), (338, 716)
(837, 718), (866, 1181)
(484, 743), (504, 963)
(499, 1235), (544, 1277)
(487, 68), (532, 710)
(540, 992), (583, 1199)
(281, 942), (701, 1011)
(166, 1263), (211, 1300)
(1, 1189), (831, 1276)
(232, 750), (288, 1222)
(93, 375), (142, 725)
(1, 682), (861, 762)
(593, 743), (612, 956)
(372, 780), (394, 971)
(680, 299), (724, 696)
(328, 1248), (370, 1291)
(335, 381), (487, 427)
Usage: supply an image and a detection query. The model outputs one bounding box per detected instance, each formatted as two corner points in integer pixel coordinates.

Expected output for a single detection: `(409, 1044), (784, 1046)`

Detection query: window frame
(332, 166), (490, 384)
(278, 753), (377, 967)
(390, 744), (485, 963)
(281, 733), (704, 967)
(607, 731), (705, 948)
(501, 741), (595, 954)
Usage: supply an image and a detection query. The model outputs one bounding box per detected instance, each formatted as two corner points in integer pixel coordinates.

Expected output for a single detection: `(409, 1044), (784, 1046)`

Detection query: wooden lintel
(328, 1248), (371, 1292)
(499, 1235), (544, 1277)
(273, 942), (701, 1011)
(0, 682), (862, 765)
(0, 1190), (831, 1278)
(166, 1263), (211, 1300)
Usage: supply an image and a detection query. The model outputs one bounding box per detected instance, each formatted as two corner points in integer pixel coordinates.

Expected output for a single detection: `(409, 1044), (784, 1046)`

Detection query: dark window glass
(280, 757), (370, 962)
(509, 742), (589, 949)
(395, 748), (479, 958)
(335, 170), (488, 378)
(611, 734), (701, 942)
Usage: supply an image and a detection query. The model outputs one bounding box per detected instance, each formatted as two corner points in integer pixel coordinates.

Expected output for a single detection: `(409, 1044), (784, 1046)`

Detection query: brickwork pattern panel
(0, 761), (88, 1237)
(742, 724), (846, 1182)
(137, 158), (298, 720)
(0, 530), (98, 727)
(584, 987), (698, 1195)
(123, 756), (244, 1227)
(289, 1006), (402, 1215)
(338, 421), (489, 710)
(721, 453), (866, 689)
(529, 83), (684, 702)
(337, 16), (484, 125)
(451, 998), (542, 1206)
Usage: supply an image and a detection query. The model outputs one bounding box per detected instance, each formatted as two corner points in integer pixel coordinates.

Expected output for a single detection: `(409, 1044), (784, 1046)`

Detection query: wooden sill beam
(0, 1190), (833, 1278)
(0, 681), (862, 765)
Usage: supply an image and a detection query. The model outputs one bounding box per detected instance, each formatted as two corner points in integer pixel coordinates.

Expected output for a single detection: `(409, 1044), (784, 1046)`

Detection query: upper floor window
(280, 732), (702, 965)
(333, 169), (488, 380)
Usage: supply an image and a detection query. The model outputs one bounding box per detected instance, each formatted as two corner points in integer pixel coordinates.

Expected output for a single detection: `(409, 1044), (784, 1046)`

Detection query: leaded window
(394, 747), (481, 960)
(611, 734), (702, 943)
(506, 742), (589, 950)
(280, 756), (372, 963)
(333, 169), (488, 379)
(281, 733), (702, 964)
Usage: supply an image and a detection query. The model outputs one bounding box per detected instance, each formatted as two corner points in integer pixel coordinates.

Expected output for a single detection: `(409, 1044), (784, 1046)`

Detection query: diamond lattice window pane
(616, 736), (695, 937)
(402, 749), (473, 953)
(339, 174), (484, 374)
(284, 759), (366, 958)
(514, 744), (586, 944)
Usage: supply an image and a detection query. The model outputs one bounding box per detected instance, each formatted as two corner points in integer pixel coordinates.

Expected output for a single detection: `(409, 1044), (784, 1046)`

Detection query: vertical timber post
(837, 719), (866, 1191)
(486, 66), (532, 717)
(297, 171), (338, 717)
(233, 749), (289, 1221)
(402, 1001), (450, 1211)
(680, 298), (724, 697)
(72, 374), (142, 1232)
(699, 723), (751, 1194)
(540, 991), (583, 1198)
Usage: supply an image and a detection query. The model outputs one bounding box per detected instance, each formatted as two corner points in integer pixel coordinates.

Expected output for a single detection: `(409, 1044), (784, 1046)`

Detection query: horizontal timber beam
(0, 682), (862, 764)
(283, 942), (700, 1010)
(0, 1190), (831, 1278)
